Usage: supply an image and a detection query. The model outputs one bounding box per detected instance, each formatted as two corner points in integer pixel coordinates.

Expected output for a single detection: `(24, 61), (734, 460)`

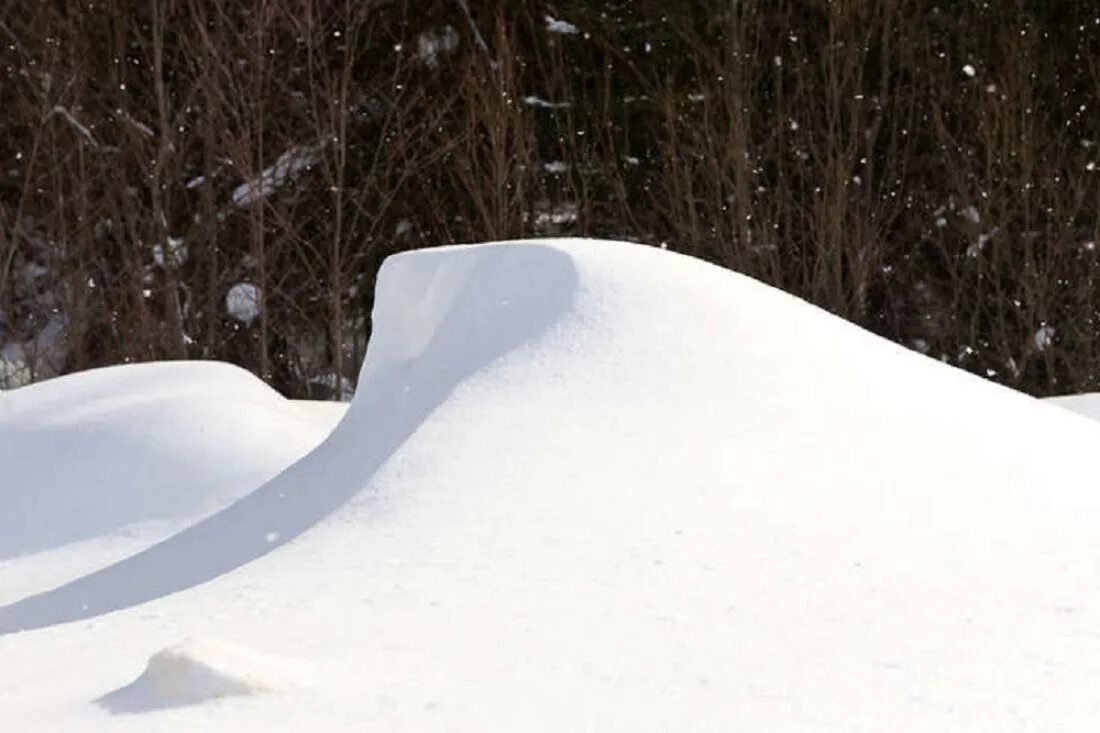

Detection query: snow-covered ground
(0, 362), (344, 605)
(2, 239), (1100, 730)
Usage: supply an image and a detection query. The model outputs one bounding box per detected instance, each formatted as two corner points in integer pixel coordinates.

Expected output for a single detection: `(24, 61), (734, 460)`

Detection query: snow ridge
(0, 243), (577, 633)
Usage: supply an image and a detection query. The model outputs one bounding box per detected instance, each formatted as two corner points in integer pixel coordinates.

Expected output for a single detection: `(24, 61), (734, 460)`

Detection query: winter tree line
(1, 1), (1098, 397)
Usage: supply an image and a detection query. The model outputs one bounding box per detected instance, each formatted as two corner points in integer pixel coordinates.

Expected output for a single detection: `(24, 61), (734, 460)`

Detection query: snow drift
(0, 244), (576, 631)
(0, 361), (342, 602)
(2, 239), (1100, 731)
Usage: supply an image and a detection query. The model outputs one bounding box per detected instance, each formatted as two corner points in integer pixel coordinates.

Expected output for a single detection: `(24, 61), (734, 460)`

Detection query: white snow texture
(2, 238), (1100, 732)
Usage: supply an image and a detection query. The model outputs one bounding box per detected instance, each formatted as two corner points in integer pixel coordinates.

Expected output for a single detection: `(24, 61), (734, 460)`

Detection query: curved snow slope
(3, 240), (1100, 731)
(0, 362), (342, 599)
(0, 244), (577, 630)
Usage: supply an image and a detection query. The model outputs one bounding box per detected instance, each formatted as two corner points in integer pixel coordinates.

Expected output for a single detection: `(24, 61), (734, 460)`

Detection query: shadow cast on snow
(0, 243), (578, 635)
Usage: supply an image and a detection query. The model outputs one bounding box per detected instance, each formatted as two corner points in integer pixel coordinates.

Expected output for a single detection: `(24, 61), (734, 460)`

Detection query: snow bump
(96, 639), (292, 714)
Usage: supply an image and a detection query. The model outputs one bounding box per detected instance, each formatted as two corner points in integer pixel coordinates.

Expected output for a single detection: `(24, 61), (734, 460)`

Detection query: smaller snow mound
(96, 638), (293, 714)
(0, 361), (341, 563)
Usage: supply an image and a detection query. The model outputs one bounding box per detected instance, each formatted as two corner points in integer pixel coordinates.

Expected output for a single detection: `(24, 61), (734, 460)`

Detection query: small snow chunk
(523, 95), (571, 110)
(962, 64), (976, 77)
(416, 25), (459, 68)
(185, 175), (206, 190)
(232, 144), (323, 208)
(24, 262), (49, 279)
(96, 638), (294, 714)
(226, 283), (261, 324)
(543, 161), (568, 174)
(545, 15), (579, 35)
(967, 227), (998, 257)
(534, 203), (579, 231)
(550, 203), (578, 225)
(0, 342), (29, 389)
(264, 531), (280, 544)
(961, 205), (981, 224)
(152, 237), (187, 267)
(1034, 324), (1056, 351)
(308, 373), (356, 401)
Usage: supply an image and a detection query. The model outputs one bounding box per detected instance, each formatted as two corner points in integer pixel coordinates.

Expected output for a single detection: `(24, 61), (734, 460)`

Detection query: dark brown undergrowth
(2, 0), (1098, 397)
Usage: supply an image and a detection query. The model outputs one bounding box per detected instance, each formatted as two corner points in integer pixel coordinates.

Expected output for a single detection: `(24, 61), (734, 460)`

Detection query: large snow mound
(2, 239), (1100, 731)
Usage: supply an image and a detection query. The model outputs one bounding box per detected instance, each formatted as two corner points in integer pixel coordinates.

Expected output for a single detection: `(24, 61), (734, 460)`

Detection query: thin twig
(455, 0), (498, 71)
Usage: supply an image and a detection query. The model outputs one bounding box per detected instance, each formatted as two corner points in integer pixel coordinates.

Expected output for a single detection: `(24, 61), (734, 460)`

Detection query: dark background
(2, 1), (1098, 398)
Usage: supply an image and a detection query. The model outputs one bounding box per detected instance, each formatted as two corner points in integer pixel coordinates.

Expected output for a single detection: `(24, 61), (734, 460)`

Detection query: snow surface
(1046, 392), (1100, 422)
(3, 239), (1100, 730)
(0, 361), (342, 604)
